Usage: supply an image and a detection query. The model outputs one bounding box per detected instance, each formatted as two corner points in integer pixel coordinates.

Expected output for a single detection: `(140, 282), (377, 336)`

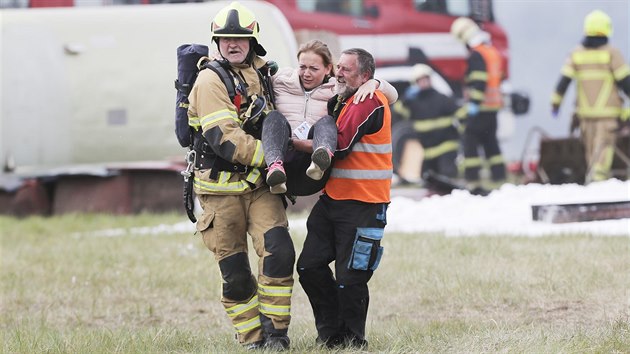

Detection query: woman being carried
(263, 39), (398, 195)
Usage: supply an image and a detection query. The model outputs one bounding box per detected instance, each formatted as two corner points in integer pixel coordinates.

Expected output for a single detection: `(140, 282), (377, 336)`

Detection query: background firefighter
(186, 2), (294, 350)
(450, 17), (507, 190)
(551, 9), (630, 183)
(391, 63), (462, 188)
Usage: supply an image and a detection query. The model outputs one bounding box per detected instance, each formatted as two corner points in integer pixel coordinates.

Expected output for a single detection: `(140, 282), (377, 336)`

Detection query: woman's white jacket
(271, 67), (336, 138)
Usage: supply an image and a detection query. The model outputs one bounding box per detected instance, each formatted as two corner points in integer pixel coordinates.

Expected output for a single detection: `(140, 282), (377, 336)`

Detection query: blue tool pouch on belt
(348, 228), (384, 271)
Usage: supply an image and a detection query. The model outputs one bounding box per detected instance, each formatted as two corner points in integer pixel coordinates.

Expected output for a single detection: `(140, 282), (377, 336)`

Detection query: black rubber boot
(260, 314), (290, 351)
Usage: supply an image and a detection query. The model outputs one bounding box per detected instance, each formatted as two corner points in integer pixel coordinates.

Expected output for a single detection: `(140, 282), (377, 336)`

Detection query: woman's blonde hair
(297, 39), (335, 79)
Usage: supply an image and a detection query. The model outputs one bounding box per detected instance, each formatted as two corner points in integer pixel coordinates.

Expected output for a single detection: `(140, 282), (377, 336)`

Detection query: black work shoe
(264, 335), (290, 351)
(243, 340), (265, 350)
(344, 337), (368, 349)
(318, 334), (368, 349)
(316, 335), (343, 349)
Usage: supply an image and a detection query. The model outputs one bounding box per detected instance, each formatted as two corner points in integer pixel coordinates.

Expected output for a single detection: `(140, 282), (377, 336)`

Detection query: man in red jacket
(296, 48), (393, 349)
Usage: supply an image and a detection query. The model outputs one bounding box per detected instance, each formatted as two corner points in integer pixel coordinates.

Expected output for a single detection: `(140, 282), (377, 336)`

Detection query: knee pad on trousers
(219, 252), (257, 301)
(263, 226), (295, 278)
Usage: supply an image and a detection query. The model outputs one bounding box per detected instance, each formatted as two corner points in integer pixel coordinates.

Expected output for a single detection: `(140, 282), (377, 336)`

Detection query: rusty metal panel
(532, 200), (630, 223)
(129, 170), (182, 213)
(0, 180), (51, 217)
(53, 174), (132, 214)
(52, 170), (183, 215)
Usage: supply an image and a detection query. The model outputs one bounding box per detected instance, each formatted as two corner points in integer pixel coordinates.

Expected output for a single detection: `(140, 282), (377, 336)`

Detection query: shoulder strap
(256, 66), (276, 109)
(202, 60), (243, 105)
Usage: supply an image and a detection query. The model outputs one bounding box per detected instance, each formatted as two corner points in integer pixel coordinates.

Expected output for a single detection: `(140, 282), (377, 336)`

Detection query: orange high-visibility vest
(473, 44), (503, 110)
(325, 91), (392, 203)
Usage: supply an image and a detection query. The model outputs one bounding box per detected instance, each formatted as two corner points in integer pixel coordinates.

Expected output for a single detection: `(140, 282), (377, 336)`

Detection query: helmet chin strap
(244, 46), (256, 64)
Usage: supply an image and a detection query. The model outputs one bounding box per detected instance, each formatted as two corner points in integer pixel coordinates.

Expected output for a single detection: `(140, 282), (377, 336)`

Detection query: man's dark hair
(341, 48), (375, 79)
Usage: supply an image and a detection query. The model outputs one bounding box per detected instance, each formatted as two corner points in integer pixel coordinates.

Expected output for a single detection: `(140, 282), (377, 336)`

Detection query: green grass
(1, 213), (628, 353)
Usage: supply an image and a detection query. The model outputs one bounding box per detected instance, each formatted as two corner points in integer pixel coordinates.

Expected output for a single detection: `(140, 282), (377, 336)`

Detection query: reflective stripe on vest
(473, 44), (503, 110)
(326, 91), (392, 203)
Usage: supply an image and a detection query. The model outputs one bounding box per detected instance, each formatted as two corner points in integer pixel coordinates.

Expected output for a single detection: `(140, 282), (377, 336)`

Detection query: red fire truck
(264, 0), (509, 96)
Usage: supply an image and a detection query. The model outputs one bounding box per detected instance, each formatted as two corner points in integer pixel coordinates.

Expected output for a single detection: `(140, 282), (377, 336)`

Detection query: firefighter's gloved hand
(467, 102), (479, 117)
(404, 85), (420, 100)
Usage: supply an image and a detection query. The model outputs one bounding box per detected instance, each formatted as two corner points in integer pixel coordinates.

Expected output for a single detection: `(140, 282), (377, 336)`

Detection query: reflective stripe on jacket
(558, 44), (629, 119)
(469, 44), (503, 111)
(325, 91), (392, 203)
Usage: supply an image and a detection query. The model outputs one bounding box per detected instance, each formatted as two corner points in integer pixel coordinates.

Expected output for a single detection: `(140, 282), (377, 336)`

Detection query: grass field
(1, 213), (629, 353)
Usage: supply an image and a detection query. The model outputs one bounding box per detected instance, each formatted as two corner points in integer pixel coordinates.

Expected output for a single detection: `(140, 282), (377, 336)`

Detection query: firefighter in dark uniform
(296, 48), (392, 349)
(186, 2), (294, 350)
(551, 10), (630, 183)
(392, 63), (461, 184)
(451, 17), (506, 189)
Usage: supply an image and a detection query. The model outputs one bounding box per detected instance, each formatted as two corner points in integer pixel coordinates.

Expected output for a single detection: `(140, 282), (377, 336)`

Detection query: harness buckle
(181, 150), (197, 181)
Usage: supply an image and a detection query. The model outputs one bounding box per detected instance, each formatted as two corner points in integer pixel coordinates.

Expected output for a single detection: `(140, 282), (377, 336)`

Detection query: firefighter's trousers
(423, 150), (458, 179)
(297, 194), (388, 344)
(580, 118), (617, 182)
(196, 188), (295, 344)
(462, 111), (506, 182)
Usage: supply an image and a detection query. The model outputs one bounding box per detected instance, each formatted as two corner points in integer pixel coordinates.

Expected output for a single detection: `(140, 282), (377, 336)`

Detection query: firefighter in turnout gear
(450, 17), (507, 189)
(551, 9), (630, 183)
(392, 63), (461, 186)
(186, 2), (295, 350)
(297, 48), (392, 349)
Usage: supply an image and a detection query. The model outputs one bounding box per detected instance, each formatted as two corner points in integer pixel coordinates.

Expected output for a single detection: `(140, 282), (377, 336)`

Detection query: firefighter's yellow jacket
(188, 57), (269, 195)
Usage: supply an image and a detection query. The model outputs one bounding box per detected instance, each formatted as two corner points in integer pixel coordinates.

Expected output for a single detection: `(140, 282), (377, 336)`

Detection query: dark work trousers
(262, 112), (337, 196)
(462, 111), (506, 182)
(297, 194), (388, 343)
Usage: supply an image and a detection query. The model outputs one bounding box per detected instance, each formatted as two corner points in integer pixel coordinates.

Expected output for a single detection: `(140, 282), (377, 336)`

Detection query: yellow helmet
(211, 2), (266, 55)
(212, 2), (259, 40)
(450, 17), (479, 44)
(583, 10), (612, 37)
